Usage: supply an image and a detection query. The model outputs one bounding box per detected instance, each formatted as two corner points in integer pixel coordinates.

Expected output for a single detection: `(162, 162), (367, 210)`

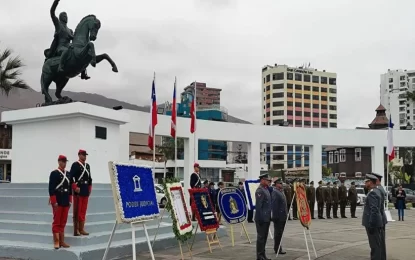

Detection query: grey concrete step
(0, 211), (116, 222)
(0, 187), (112, 196)
(0, 196), (114, 213)
(0, 222), (173, 246)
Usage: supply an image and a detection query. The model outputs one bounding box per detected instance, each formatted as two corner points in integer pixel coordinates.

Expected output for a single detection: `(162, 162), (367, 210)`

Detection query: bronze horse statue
(41, 14), (118, 105)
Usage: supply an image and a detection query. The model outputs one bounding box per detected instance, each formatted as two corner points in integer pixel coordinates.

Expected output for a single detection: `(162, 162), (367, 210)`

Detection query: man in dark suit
(362, 174), (383, 260)
(271, 178), (287, 256)
(255, 173), (272, 260)
(306, 181), (316, 219)
(316, 181), (325, 219)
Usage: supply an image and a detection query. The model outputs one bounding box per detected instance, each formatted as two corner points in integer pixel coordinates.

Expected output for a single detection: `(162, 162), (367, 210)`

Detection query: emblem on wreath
(229, 196), (239, 214)
(201, 195), (208, 209)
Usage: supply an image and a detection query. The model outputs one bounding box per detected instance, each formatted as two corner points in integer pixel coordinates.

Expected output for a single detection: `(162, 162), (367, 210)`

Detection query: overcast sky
(2, 0), (415, 128)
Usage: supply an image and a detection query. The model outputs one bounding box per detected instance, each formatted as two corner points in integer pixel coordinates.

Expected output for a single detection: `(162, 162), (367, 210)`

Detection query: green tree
(0, 45), (29, 95)
(157, 137), (184, 161)
(322, 166), (332, 177)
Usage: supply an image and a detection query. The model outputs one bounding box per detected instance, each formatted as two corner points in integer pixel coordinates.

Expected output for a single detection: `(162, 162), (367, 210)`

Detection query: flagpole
(174, 77), (178, 178)
(153, 72), (156, 180)
(193, 81), (197, 164)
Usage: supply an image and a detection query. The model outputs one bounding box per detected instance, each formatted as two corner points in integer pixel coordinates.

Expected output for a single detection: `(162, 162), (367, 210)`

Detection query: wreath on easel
(162, 177), (193, 243)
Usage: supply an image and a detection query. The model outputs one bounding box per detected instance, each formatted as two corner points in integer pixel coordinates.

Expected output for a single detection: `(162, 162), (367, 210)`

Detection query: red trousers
(52, 206), (70, 233)
(74, 196), (89, 221)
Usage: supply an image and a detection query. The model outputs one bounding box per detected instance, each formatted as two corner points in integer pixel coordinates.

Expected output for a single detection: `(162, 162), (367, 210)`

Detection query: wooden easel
(229, 221), (251, 246)
(190, 223), (222, 253)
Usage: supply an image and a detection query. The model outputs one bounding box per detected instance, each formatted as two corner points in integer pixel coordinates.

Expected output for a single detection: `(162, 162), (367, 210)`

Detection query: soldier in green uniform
(306, 181), (316, 219)
(338, 181), (348, 218)
(291, 179), (298, 220)
(324, 182), (333, 219)
(348, 181), (358, 218)
(316, 180), (325, 219)
(332, 181), (339, 218)
(284, 181), (292, 220)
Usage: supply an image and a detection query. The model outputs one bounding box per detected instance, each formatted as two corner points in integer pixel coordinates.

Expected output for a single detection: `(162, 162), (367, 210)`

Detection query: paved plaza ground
(129, 208), (414, 260)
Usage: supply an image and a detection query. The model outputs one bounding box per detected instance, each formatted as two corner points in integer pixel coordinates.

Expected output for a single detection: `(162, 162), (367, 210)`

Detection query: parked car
(155, 184), (167, 207)
(346, 187), (366, 206)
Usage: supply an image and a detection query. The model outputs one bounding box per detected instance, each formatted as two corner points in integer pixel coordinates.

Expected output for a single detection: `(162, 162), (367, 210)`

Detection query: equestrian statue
(41, 0), (118, 106)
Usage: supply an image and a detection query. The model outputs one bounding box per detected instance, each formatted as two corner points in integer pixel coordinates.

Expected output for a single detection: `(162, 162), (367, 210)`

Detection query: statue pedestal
(1, 102), (129, 183)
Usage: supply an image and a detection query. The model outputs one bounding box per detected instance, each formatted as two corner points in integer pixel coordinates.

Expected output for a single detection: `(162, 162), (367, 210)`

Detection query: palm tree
(0, 44), (29, 95)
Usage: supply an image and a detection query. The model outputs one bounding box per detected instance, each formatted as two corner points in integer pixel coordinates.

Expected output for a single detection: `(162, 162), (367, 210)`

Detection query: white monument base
(1, 102), (129, 183)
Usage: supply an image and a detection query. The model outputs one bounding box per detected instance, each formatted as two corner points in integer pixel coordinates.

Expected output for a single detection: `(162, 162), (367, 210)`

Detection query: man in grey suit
(271, 178), (287, 256)
(362, 174), (384, 260)
(371, 172), (388, 260)
(255, 173), (272, 260)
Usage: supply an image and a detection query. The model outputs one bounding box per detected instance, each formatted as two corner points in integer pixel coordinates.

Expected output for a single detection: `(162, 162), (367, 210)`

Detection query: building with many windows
(261, 64), (338, 170)
(380, 69), (415, 129)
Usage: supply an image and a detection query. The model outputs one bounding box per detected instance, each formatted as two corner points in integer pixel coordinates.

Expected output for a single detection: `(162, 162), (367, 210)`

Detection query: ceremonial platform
(0, 183), (224, 260)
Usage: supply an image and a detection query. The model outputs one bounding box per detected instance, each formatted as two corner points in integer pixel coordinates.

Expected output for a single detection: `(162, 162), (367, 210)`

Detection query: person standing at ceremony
(332, 181), (339, 218)
(316, 181), (325, 219)
(395, 184), (406, 221)
(306, 181), (316, 219)
(49, 155), (72, 249)
(284, 180), (292, 220)
(255, 173), (272, 260)
(290, 179), (298, 220)
(338, 181), (348, 218)
(271, 178), (287, 256)
(70, 149), (92, 236)
(362, 174), (383, 260)
(190, 163), (201, 221)
(348, 181), (358, 218)
(324, 182), (333, 219)
(216, 182), (225, 224)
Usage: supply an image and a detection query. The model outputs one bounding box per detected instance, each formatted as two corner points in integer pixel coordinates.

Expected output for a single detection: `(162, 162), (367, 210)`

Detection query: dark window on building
(304, 120), (311, 126)
(273, 164), (285, 170)
(266, 120), (270, 125)
(329, 97), (336, 102)
(321, 122), (328, 127)
(295, 120), (302, 127)
(329, 114), (337, 119)
(273, 92), (284, 98)
(330, 123), (337, 128)
(273, 155), (285, 160)
(273, 84), (284, 90)
(304, 85), (311, 91)
(321, 104), (327, 109)
(321, 113), (328, 118)
(287, 119), (293, 125)
(313, 121), (319, 127)
(266, 146), (271, 152)
(295, 73), (302, 81)
(287, 73), (293, 80)
(312, 95), (319, 100)
(266, 94), (270, 99)
(313, 104), (319, 109)
(287, 101), (293, 107)
(329, 105), (337, 110)
(295, 102), (302, 107)
(321, 87), (327, 93)
(304, 74), (311, 82)
(266, 103), (270, 108)
(321, 96), (327, 101)
(304, 94), (311, 99)
(266, 112), (270, 117)
(287, 110), (293, 115)
(287, 162), (293, 168)
(272, 73), (284, 80)
(295, 84), (302, 90)
(273, 101), (284, 107)
(266, 85), (270, 91)
(287, 83), (293, 89)
(304, 103), (311, 108)
(95, 126), (107, 139)
(313, 112), (319, 117)
(295, 110), (302, 116)
(329, 88), (337, 94)
(287, 92), (293, 98)
(287, 146), (293, 152)
(266, 74), (271, 82)
(312, 86), (319, 92)
(329, 78), (336, 85)
(295, 93), (302, 98)
(312, 75), (319, 83)
(321, 77), (328, 84)
(304, 147), (309, 152)
(273, 146), (284, 151)
(273, 119), (284, 125)
(304, 111), (311, 117)
(273, 110), (284, 116)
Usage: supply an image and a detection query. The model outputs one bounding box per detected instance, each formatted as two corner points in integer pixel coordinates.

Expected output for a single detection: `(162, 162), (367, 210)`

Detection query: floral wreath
(110, 162), (160, 223)
(188, 188), (219, 231)
(162, 178), (193, 242)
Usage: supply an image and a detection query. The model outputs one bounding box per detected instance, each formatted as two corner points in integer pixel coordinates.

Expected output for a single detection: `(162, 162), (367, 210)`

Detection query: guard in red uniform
(49, 155), (72, 249)
(70, 149), (92, 236)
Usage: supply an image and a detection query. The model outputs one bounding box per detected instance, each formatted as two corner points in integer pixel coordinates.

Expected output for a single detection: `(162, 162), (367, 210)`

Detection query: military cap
(351, 181), (355, 185)
(78, 149), (88, 155)
(364, 174), (378, 182)
(58, 155), (68, 162)
(333, 181), (338, 185)
(238, 181), (243, 185)
(274, 178), (283, 185)
(327, 182), (331, 185)
(371, 173), (383, 180)
(259, 173), (271, 180)
(194, 162), (200, 168)
(310, 181), (314, 184)
(318, 180), (323, 184)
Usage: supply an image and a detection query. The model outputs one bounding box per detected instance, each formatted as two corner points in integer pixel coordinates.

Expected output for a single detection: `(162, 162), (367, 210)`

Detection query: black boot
(399, 216), (401, 221)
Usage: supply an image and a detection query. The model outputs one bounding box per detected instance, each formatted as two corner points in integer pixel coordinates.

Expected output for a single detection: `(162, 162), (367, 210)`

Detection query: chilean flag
(386, 116), (395, 161)
(170, 78), (177, 138)
(148, 79), (158, 149)
(190, 84), (196, 133)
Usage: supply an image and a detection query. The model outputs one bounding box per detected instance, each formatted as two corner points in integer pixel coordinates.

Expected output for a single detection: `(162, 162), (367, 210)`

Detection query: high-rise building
(184, 82), (222, 108)
(261, 64), (338, 170)
(380, 69), (415, 129)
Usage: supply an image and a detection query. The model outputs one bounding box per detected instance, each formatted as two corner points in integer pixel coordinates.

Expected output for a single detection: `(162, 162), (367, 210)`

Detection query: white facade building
(380, 69), (415, 129)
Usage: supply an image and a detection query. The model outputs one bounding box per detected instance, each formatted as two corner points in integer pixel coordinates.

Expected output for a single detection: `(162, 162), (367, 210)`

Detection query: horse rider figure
(44, 0), (90, 80)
